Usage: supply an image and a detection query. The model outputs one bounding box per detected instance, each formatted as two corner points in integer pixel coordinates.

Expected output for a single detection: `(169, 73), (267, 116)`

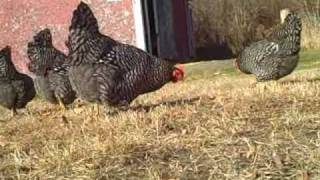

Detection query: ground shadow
(280, 77), (320, 85)
(194, 43), (235, 61)
(130, 96), (215, 113)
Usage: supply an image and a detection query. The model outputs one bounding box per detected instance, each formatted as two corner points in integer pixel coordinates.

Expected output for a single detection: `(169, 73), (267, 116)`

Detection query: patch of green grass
(186, 49), (320, 80)
(185, 60), (237, 81)
(297, 49), (320, 70)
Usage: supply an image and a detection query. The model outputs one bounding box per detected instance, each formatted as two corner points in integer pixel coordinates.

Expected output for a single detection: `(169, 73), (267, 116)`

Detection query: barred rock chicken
(27, 29), (76, 109)
(65, 2), (184, 111)
(235, 9), (302, 82)
(0, 46), (35, 116)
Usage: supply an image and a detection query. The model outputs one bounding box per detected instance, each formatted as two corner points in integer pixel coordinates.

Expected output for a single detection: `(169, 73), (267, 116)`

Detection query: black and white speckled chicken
(235, 9), (302, 82)
(27, 29), (76, 109)
(65, 2), (184, 111)
(0, 46), (35, 116)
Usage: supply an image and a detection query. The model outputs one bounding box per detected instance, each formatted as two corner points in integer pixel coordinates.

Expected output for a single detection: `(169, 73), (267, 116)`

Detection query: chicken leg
(57, 96), (66, 111)
(11, 108), (17, 117)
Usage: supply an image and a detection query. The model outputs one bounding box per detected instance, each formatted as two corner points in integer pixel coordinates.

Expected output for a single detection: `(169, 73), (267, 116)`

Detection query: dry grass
(302, 20), (320, 49)
(1, 51), (320, 179)
(191, 0), (320, 54)
(301, 0), (320, 49)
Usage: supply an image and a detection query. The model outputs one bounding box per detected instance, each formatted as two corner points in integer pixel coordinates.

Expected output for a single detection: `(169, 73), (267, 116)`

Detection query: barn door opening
(141, 0), (158, 56)
(141, 0), (194, 60)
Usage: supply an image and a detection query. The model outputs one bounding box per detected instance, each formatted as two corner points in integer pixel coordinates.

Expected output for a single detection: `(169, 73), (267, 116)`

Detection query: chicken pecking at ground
(235, 9), (302, 83)
(0, 46), (35, 116)
(65, 2), (184, 113)
(27, 29), (76, 109)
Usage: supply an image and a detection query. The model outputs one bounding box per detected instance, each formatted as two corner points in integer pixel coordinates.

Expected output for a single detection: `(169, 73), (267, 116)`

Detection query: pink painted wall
(0, 0), (135, 74)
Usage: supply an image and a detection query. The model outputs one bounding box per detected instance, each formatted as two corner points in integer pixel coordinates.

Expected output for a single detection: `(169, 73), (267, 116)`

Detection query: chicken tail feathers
(70, 2), (99, 34)
(0, 46), (17, 79)
(32, 28), (52, 46)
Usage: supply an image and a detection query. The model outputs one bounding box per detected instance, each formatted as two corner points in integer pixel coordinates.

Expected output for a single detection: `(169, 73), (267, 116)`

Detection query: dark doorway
(141, 0), (158, 56)
(141, 0), (195, 60)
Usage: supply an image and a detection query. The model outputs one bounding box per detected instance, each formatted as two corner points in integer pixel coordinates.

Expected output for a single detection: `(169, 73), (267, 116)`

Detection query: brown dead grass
(191, 0), (320, 54)
(1, 65), (320, 179)
(302, 16), (320, 49)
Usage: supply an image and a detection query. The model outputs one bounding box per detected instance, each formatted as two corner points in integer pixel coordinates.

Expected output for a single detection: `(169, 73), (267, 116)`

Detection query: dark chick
(66, 2), (184, 112)
(235, 9), (302, 82)
(27, 29), (76, 109)
(0, 46), (35, 116)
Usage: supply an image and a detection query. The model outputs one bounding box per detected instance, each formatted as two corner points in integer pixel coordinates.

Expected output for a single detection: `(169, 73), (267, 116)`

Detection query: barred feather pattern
(267, 12), (302, 55)
(0, 46), (17, 80)
(67, 2), (177, 107)
(0, 46), (35, 110)
(27, 29), (76, 105)
(102, 45), (176, 105)
(237, 11), (302, 81)
(27, 45), (65, 76)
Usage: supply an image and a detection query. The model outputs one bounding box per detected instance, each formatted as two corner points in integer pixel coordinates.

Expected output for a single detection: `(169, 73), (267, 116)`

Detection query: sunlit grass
(0, 49), (320, 179)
